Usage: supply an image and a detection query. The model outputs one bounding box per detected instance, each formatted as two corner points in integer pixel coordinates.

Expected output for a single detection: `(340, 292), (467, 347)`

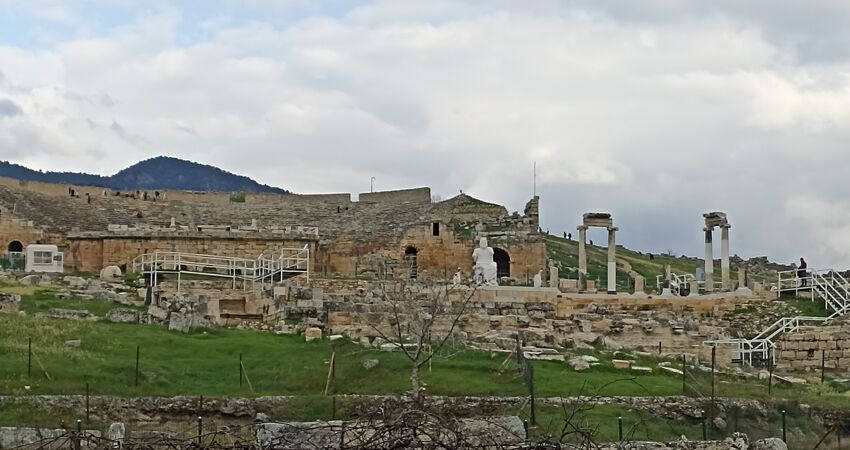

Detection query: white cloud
(2, 1), (850, 265)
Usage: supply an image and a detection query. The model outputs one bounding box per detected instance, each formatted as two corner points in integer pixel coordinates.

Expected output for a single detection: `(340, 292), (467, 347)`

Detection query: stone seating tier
(0, 185), (512, 240)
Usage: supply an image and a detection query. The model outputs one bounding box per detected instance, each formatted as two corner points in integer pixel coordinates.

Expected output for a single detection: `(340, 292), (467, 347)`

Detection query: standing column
(578, 226), (587, 291)
(607, 227), (617, 294)
(704, 227), (714, 292)
(721, 224), (731, 291)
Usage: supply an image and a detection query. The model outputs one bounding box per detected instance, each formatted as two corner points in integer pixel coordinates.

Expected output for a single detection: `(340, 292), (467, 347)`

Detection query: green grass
(544, 235), (756, 292)
(0, 401), (103, 430)
(783, 298), (828, 317)
(13, 288), (144, 317)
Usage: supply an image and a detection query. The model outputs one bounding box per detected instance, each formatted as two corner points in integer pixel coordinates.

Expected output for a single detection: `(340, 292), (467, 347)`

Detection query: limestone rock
(107, 308), (140, 324)
(612, 359), (631, 369)
(100, 265), (123, 281)
(712, 416), (727, 430)
(631, 366), (652, 373)
(168, 312), (191, 333)
(64, 276), (87, 289)
(361, 359), (379, 370)
(305, 327), (322, 342)
(0, 293), (21, 315)
(35, 308), (95, 321)
(19, 275), (41, 286)
(65, 339), (81, 348)
(329, 335), (344, 342)
(594, 335), (623, 351)
(107, 423), (126, 443)
(751, 438), (788, 450)
(660, 366), (684, 376)
(569, 356), (590, 371)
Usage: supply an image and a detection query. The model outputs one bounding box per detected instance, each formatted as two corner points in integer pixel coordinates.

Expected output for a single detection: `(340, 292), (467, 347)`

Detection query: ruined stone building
(0, 176), (547, 282)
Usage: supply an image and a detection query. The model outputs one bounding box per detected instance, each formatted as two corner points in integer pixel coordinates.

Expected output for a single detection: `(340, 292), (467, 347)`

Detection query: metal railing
(655, 273), (695, 296)
(132, 245), (310, 296)
(707, 268), (850, 365)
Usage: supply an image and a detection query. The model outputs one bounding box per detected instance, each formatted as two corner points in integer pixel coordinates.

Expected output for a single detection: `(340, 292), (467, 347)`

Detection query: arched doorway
(493, 248), (510, 278)
(7, 241), (22, 253)
(404, 246), (418, 279)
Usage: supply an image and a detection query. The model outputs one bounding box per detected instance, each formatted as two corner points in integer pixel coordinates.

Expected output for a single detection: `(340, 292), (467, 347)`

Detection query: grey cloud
(7, 0), (850, 267)
(110, 120), (147, 145)
(0, 99), (22, 117)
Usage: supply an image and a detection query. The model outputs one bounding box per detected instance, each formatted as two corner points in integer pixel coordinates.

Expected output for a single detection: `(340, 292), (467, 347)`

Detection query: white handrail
(133, 246), (310, 296)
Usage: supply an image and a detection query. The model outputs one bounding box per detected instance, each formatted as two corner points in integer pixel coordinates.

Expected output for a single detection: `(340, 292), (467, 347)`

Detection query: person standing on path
(798, 257), (808, 287)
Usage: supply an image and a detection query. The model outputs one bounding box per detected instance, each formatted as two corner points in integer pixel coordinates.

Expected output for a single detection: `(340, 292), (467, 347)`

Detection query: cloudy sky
(1, 1), (850, 266)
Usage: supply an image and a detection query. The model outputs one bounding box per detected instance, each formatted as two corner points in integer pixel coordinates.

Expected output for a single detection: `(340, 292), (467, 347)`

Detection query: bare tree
(365, 281), (477, 407)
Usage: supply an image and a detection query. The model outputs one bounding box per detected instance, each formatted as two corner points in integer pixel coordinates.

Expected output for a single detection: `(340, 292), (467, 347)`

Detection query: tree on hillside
(364, 281), (476, 407)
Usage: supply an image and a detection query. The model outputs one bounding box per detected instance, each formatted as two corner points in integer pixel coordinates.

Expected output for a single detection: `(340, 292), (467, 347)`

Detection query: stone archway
(404, 246), (418, 279)
(7, 241), (22, 253)
(493, 248), (510, 279)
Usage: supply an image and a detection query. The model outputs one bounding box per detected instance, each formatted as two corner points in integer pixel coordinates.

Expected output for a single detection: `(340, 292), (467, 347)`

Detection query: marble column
(704, 227), (714, 292)
(721, 224), (731, 291)
(578, 226), (587, 291)
(607, 227), (617, 294)
(549, 265), (559, 289)
(634, 275), (644, 293)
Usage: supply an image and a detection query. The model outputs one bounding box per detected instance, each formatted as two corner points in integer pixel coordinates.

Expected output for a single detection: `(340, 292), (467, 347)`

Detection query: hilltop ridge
(0, 156), (289, 194)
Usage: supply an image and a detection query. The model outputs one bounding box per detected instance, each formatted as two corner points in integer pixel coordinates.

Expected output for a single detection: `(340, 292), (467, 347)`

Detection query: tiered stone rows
(0, 185), (508, 240)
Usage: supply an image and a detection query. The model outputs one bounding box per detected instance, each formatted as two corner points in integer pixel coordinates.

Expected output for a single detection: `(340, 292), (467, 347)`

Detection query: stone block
(0, 293), (20, 315)
(611, 359), (631, 369)
(107, 308), (140, 324)
(305, 327), (322, 342)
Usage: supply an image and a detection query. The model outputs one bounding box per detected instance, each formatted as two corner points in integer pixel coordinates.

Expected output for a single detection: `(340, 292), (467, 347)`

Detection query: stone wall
(359, 187), (431, 204)
(775, 324), (850, 372)
(66, 235), (316, 272)
(0, 216), (45, 254)
(310, 284), (746, 361)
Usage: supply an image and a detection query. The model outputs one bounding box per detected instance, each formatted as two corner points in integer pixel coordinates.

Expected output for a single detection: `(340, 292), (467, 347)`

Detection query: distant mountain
(0, 156), (289, 194)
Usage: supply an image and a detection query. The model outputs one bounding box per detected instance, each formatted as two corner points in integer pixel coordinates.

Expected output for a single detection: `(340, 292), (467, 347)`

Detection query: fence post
(27, 338), (32, 377)
(528, 362), (536, 426)
(711, 346), (717, 417)
(197, 416), (203, 445)
(768, 349), (774, 395)
(618, 416), (623, 441)
(658, 341), (661, 355)
(822, 350), (826, 384)
(85, 383), (90, 423)
(782, 410), (786, 443)
(332, 395), (336, 420)
(239, 353), (243, 387)
(681, 354), (687, 396)
(74, 419), (81, 450)
(701, 410), (707, 440)
(134, 346), (140, 387)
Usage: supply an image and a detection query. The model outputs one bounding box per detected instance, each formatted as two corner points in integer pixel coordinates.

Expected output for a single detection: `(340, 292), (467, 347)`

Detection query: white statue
(533, 270), (542, 288)
(452, 268), (463, 286)
(472, 237), (498, 286)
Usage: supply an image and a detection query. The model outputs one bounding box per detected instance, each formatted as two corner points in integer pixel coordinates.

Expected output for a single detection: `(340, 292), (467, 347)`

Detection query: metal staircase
(706, 268), (850, 365)
(655, 273), (694, 296)
(132, 245), (310, 296)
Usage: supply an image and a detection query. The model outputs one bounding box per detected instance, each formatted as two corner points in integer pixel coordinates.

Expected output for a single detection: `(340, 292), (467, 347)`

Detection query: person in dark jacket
(798, 257), (808, 287)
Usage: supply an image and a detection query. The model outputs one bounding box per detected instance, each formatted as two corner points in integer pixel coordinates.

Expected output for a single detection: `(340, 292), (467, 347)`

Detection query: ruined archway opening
(493, 248), (510, 279)
(7, 241), (23, 253)
(404, 246), (418, 279)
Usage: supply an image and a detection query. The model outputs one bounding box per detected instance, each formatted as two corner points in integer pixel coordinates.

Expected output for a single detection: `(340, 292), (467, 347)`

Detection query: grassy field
(0, 285), (847, 446)
(0, 288), (842, 404)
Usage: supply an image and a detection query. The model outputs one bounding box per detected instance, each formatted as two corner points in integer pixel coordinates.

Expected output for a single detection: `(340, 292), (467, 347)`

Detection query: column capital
(577, 225), (588, 231)
(720, 223), (731, 229)
(607, 226), (619, 232)
(703, 227), (714, 232)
